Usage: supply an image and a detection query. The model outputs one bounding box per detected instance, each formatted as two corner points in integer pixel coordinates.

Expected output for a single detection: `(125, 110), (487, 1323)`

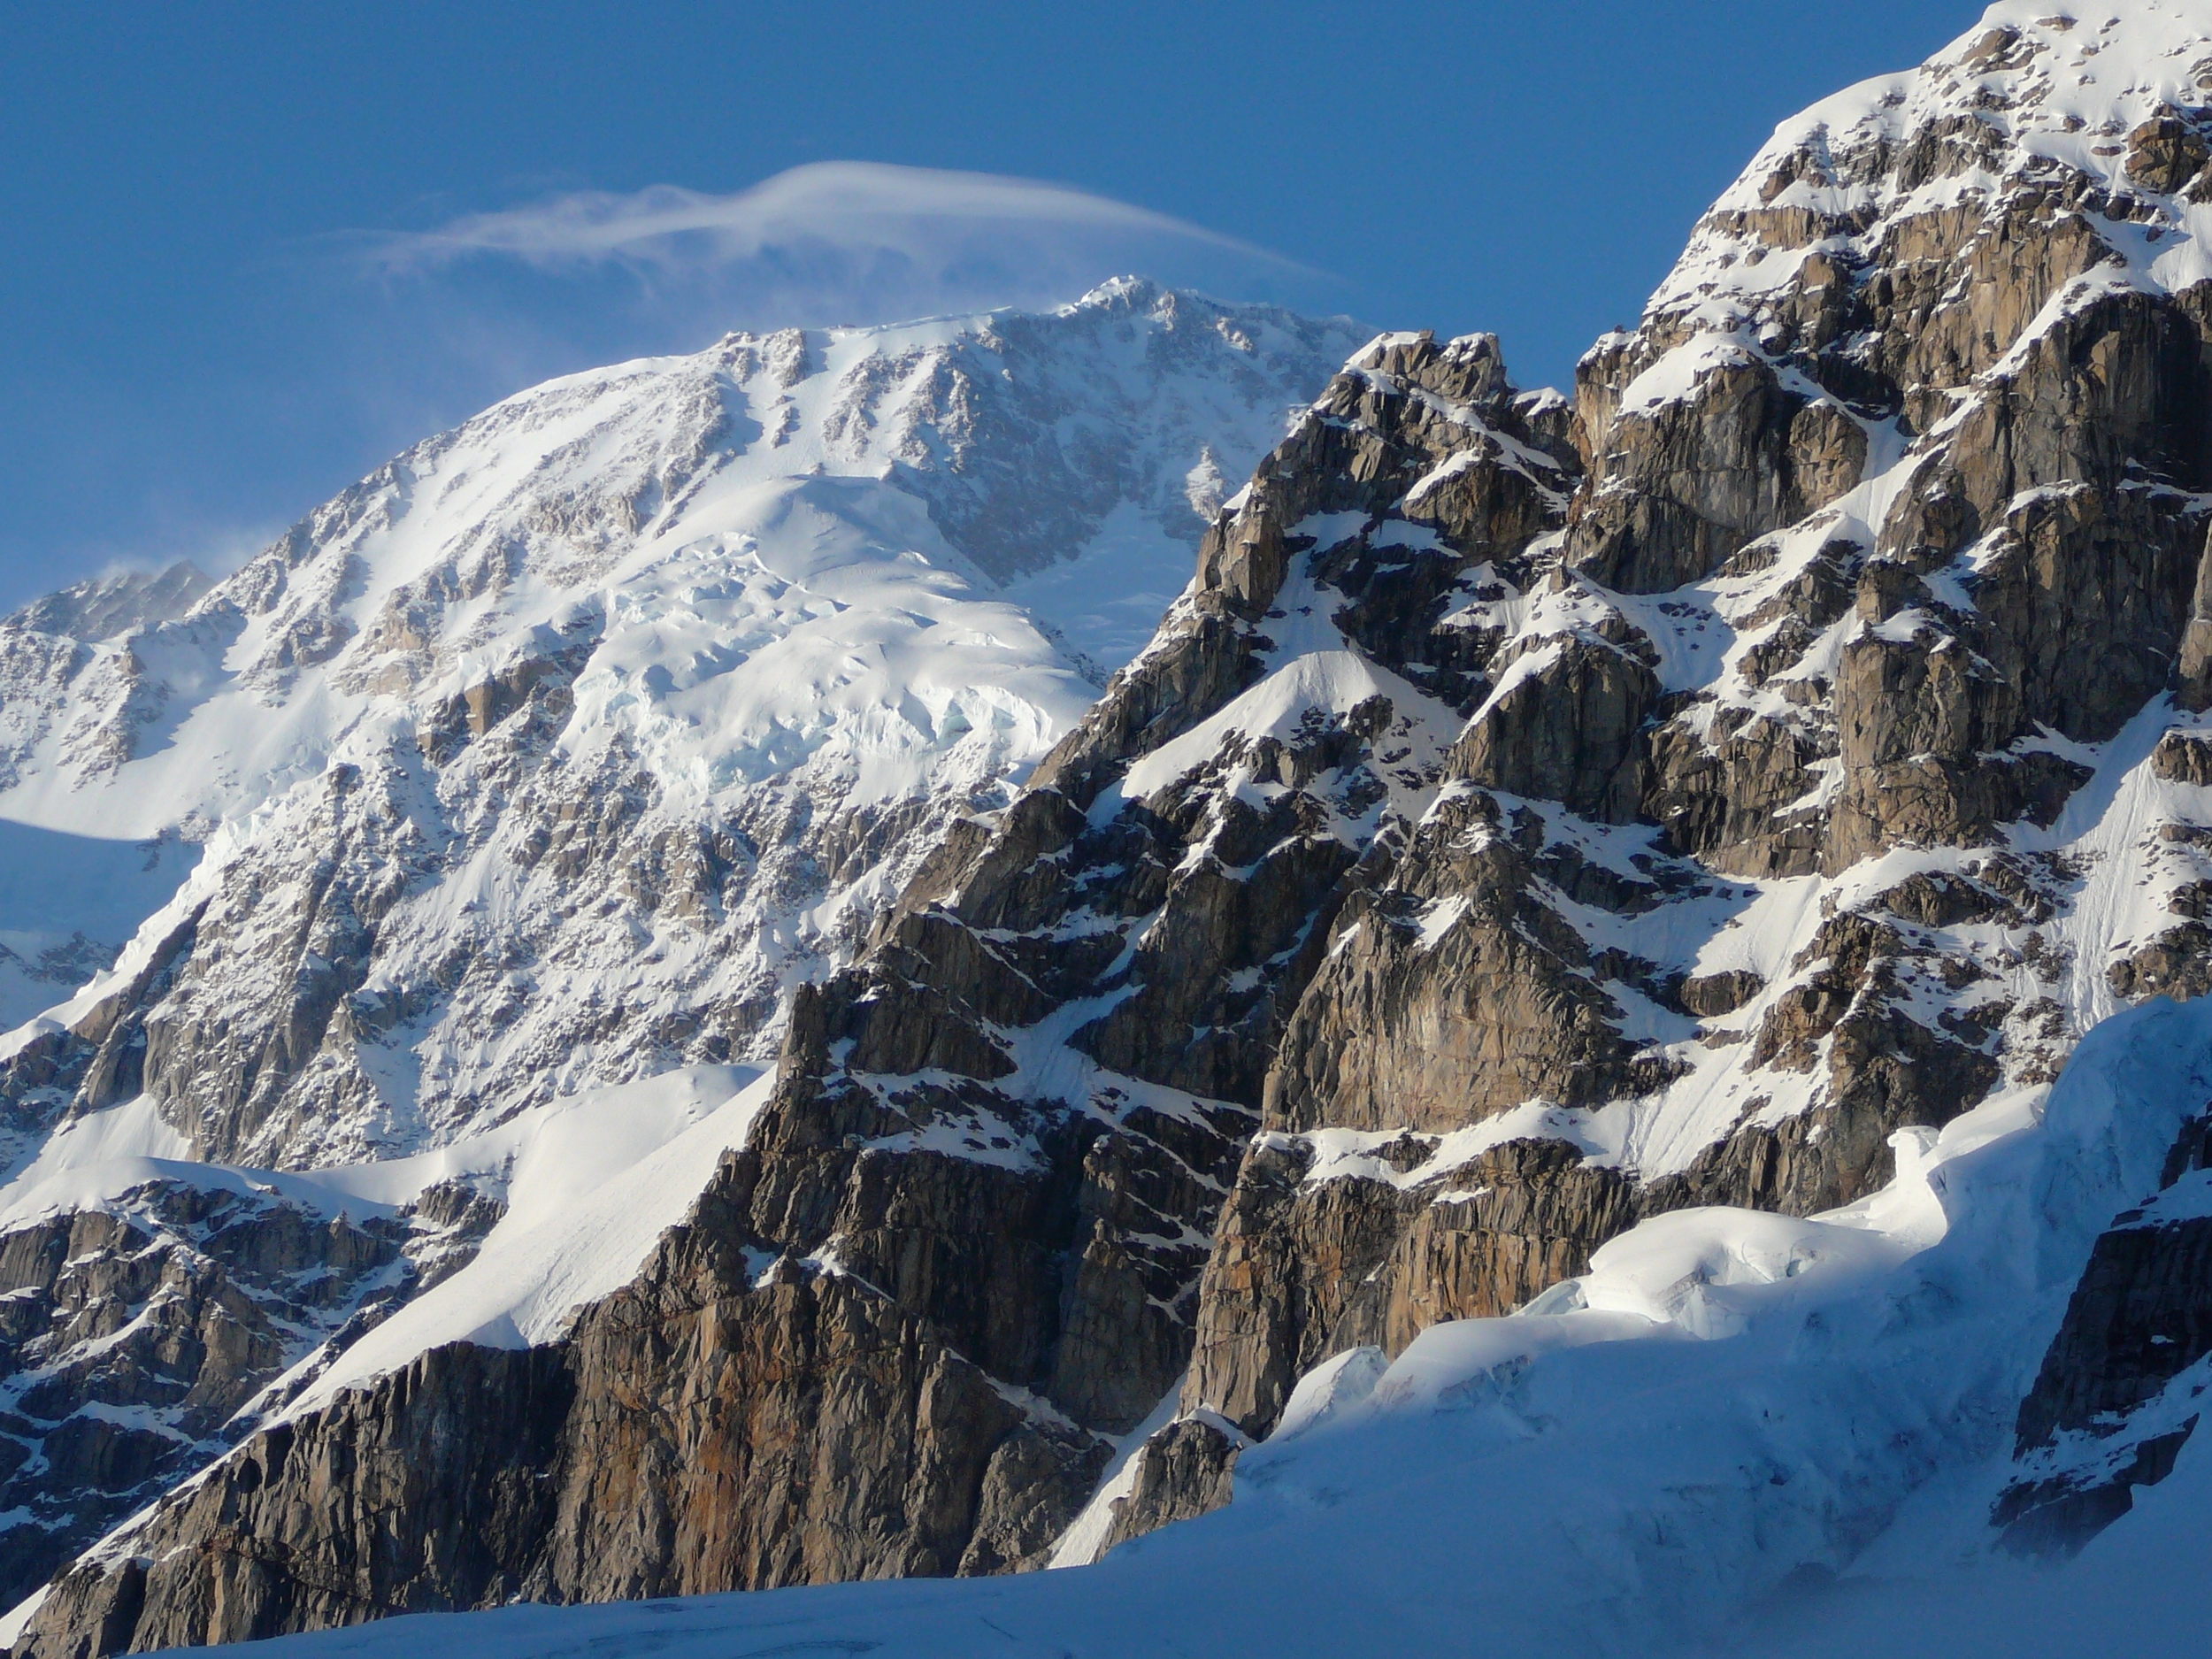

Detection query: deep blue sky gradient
(0, 1), (1978, 607)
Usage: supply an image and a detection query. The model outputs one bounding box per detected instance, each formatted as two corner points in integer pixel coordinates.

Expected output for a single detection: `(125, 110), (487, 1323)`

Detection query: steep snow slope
(0, 565), (211, 1028)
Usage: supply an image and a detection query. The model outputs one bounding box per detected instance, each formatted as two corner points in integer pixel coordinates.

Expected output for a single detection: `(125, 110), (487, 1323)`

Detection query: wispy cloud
(359, 162), (1313, 291)
(201, 161), (1340, 593)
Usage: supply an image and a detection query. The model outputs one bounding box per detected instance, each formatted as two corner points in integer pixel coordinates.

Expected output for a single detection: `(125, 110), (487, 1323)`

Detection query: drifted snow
(0, 824), (200, 1031)
(285, 1065), (772, 1404)
(0, 1065), (771, 1422)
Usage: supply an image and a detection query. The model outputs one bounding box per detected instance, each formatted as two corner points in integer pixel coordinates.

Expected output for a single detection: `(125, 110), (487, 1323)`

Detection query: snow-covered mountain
(0, 278), (1367, 1601)
(13, 3), (2212, 1655)
(0, 277), (1366, 1163)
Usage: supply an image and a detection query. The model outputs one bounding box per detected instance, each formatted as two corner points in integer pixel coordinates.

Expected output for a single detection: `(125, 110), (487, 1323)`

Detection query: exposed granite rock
(1569, 352), (1868, 594)
(24, 1344), (575, 1651)
(2108, 924), (2212, 1002)
(1826, 611), (2026, 868)
(1640, 702), (1831, 879)
(2152, 727), (2212, 785)
(1189, 891), (2003, 1441)
(1677, 969), (1763, 1018)
(1447, 627), (1658, 822)
(1099, 1417), (1244, 1555)
(1182, 1133), (1637, 1436)
(1656, 910), (2002, 1215)
(2125, 108), (2212, 198)
(0, 1179), (463, 1612)
(1263, 791), (1656, 1137)
(1968, 482), (2203, 746)
(541, 1252), (1102, 1597)
(16, 1153), (1120, 1653)
(1647, 998), (1999, 1219)
(1995, 1112), (2212, 1555)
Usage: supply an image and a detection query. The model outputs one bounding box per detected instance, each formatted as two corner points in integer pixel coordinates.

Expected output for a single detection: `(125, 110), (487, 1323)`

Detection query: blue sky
(0, 0), (1977, 608)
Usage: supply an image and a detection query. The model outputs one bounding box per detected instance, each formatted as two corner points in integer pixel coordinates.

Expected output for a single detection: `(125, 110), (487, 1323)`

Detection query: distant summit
(0, 283), (1364, 1606)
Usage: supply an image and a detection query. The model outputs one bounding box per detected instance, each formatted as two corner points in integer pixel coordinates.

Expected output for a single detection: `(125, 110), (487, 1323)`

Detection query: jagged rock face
(1097, 1417), (1242, 1557)
(0, 568), (211, 1038)
(1550, 32), (2212, 889)
(541, 1175), (1114, 1596)
(27, 1343), (577, 1651)
(1569, 349), (1869, 595)
(24, 1159), (1118, 1652)
(1262, 788), (1678, 1138)
(1168, 2), (2212, 1462)
(1183, 1132), (1636, 1435)
(1995, 1107), (2212, 1555)
(0, 565), (212, 797)
(0, 1174), (491, 1611)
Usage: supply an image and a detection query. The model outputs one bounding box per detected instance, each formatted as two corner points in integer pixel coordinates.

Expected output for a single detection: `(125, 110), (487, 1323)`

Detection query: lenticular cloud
(364, 161), (1301, 280)
(350, 160), (1315, 338)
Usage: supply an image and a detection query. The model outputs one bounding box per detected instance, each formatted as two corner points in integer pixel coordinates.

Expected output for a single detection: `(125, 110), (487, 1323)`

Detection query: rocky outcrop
(27, 1344), (575, 1650)
(1154, 4), (2212, 1470)
(1569, 348), (1869, 595)
(1263, 790), (1665, 1138)
(0, 565), (216, 798)
(1183, 1133), (1636, 1436)
(1448, 628), (1658, 822)
(1996, 1110), (2212, 1555)
(0, 1176), (488, 1612)
(1098, 1417), (1243, 1555)
(17, 1148), (1126, 1654)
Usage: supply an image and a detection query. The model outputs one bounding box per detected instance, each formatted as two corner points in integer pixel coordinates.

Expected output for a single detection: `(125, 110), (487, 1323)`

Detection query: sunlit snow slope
(0, 277), (1365, 1167)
